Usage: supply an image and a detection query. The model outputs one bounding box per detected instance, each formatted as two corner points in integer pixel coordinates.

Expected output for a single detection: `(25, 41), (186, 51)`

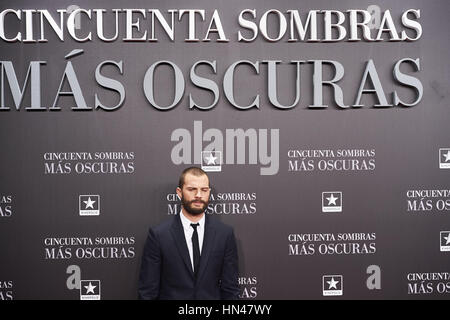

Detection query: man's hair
(178, 167), (210, 189)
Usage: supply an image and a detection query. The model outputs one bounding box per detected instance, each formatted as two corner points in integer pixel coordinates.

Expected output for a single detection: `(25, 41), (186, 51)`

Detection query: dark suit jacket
(138, 214), (240, 300)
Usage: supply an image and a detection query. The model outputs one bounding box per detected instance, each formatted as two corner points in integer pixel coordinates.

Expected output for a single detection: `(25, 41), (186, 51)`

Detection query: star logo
(439, 149), (450, 169)
(204, 153), (217, 165)
(327, 277), (339, 289)
(83, 197), (96, 209)
(322, 192), (342, 213)
(446, 234), (450, 245)
(201, 151), (222, 172)
(80, 280), (101, 300)
(440, 231), (450, 252)
(326, 194), (339, 206)
(444, 151), (450, 162)
(84, 282), (97, 294)
(323, 275), (343, 296)
(79, 195), (100, 216)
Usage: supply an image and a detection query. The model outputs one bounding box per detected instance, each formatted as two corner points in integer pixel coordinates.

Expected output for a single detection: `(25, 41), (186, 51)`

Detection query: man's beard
(181, 195), (208, 216)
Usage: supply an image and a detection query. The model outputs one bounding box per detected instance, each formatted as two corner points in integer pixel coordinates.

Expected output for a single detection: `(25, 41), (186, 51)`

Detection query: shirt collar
(179, 208), (205, 231)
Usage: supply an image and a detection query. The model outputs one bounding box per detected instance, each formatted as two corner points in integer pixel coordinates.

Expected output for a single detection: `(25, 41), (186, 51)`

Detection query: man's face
(177, 173), (210, 216)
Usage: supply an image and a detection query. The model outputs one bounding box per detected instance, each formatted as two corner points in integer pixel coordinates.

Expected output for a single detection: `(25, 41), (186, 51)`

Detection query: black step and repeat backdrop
(0, 0), (449, 300)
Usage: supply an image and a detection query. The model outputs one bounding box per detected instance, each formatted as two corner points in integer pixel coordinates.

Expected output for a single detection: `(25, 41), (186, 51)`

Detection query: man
(138, 167), (240, 300)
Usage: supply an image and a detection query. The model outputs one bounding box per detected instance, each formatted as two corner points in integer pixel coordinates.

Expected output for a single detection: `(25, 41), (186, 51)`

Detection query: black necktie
(191, 223), (200, 276)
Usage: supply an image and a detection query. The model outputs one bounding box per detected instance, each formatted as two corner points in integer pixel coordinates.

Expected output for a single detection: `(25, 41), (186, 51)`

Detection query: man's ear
(176, 187), (182, 197)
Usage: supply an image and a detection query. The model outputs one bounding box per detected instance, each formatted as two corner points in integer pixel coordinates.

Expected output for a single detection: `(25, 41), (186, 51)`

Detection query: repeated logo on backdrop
(287, 149), (376, 173)
(0, 281), (13, 300)
(439, 148), (450, 169)
(288, 233), (377, 256)
(323, 275), (343, 296)
(407, 272), (450, 295)
(322, 192), (343, 213)
(202, 151), (222, 172)
(44, 236), (136, 260)
(440, 232), (450, 252)
(0, 195), (12, 218)
(43, 152), (135, 175)
(4, 124), (446, 299)
(167, 191), (257, 216)
(238, 276), (258, 299)
(406, 189), (450, 213)
(79, 195), (100, 216)
(80, 280), (101, 300)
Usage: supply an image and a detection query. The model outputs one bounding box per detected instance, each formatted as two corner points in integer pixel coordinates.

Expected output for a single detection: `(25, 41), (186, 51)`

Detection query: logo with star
(80, 280), (101, 300)
(322, 192), (342, 213)
(201, 150), (222, 172)
(323, 275), (343, 296)
(439, 148), (450, 169)
(79, 195), (100, 216)
(440, 231), (450, 252)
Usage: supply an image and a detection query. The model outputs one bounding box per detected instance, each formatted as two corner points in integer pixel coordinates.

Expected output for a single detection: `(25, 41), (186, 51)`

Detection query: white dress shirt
(179, 209), (205, 272)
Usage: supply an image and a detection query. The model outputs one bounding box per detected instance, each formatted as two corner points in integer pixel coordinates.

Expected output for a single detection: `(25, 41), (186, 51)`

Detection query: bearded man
(138, 167), (240, 300)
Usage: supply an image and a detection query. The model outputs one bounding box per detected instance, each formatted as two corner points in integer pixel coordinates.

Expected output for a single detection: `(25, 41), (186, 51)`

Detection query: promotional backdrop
(0, 0), (449, 299)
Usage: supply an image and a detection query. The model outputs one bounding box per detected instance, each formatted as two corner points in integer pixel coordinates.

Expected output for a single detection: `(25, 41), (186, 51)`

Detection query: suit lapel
(170, 214), (195, 278)
(197, 215), (217, 282)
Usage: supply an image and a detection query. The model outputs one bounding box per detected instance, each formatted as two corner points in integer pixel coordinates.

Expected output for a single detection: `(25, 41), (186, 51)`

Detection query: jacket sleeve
(138, 227), (161, 300)
(220, 228), (240, 300)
